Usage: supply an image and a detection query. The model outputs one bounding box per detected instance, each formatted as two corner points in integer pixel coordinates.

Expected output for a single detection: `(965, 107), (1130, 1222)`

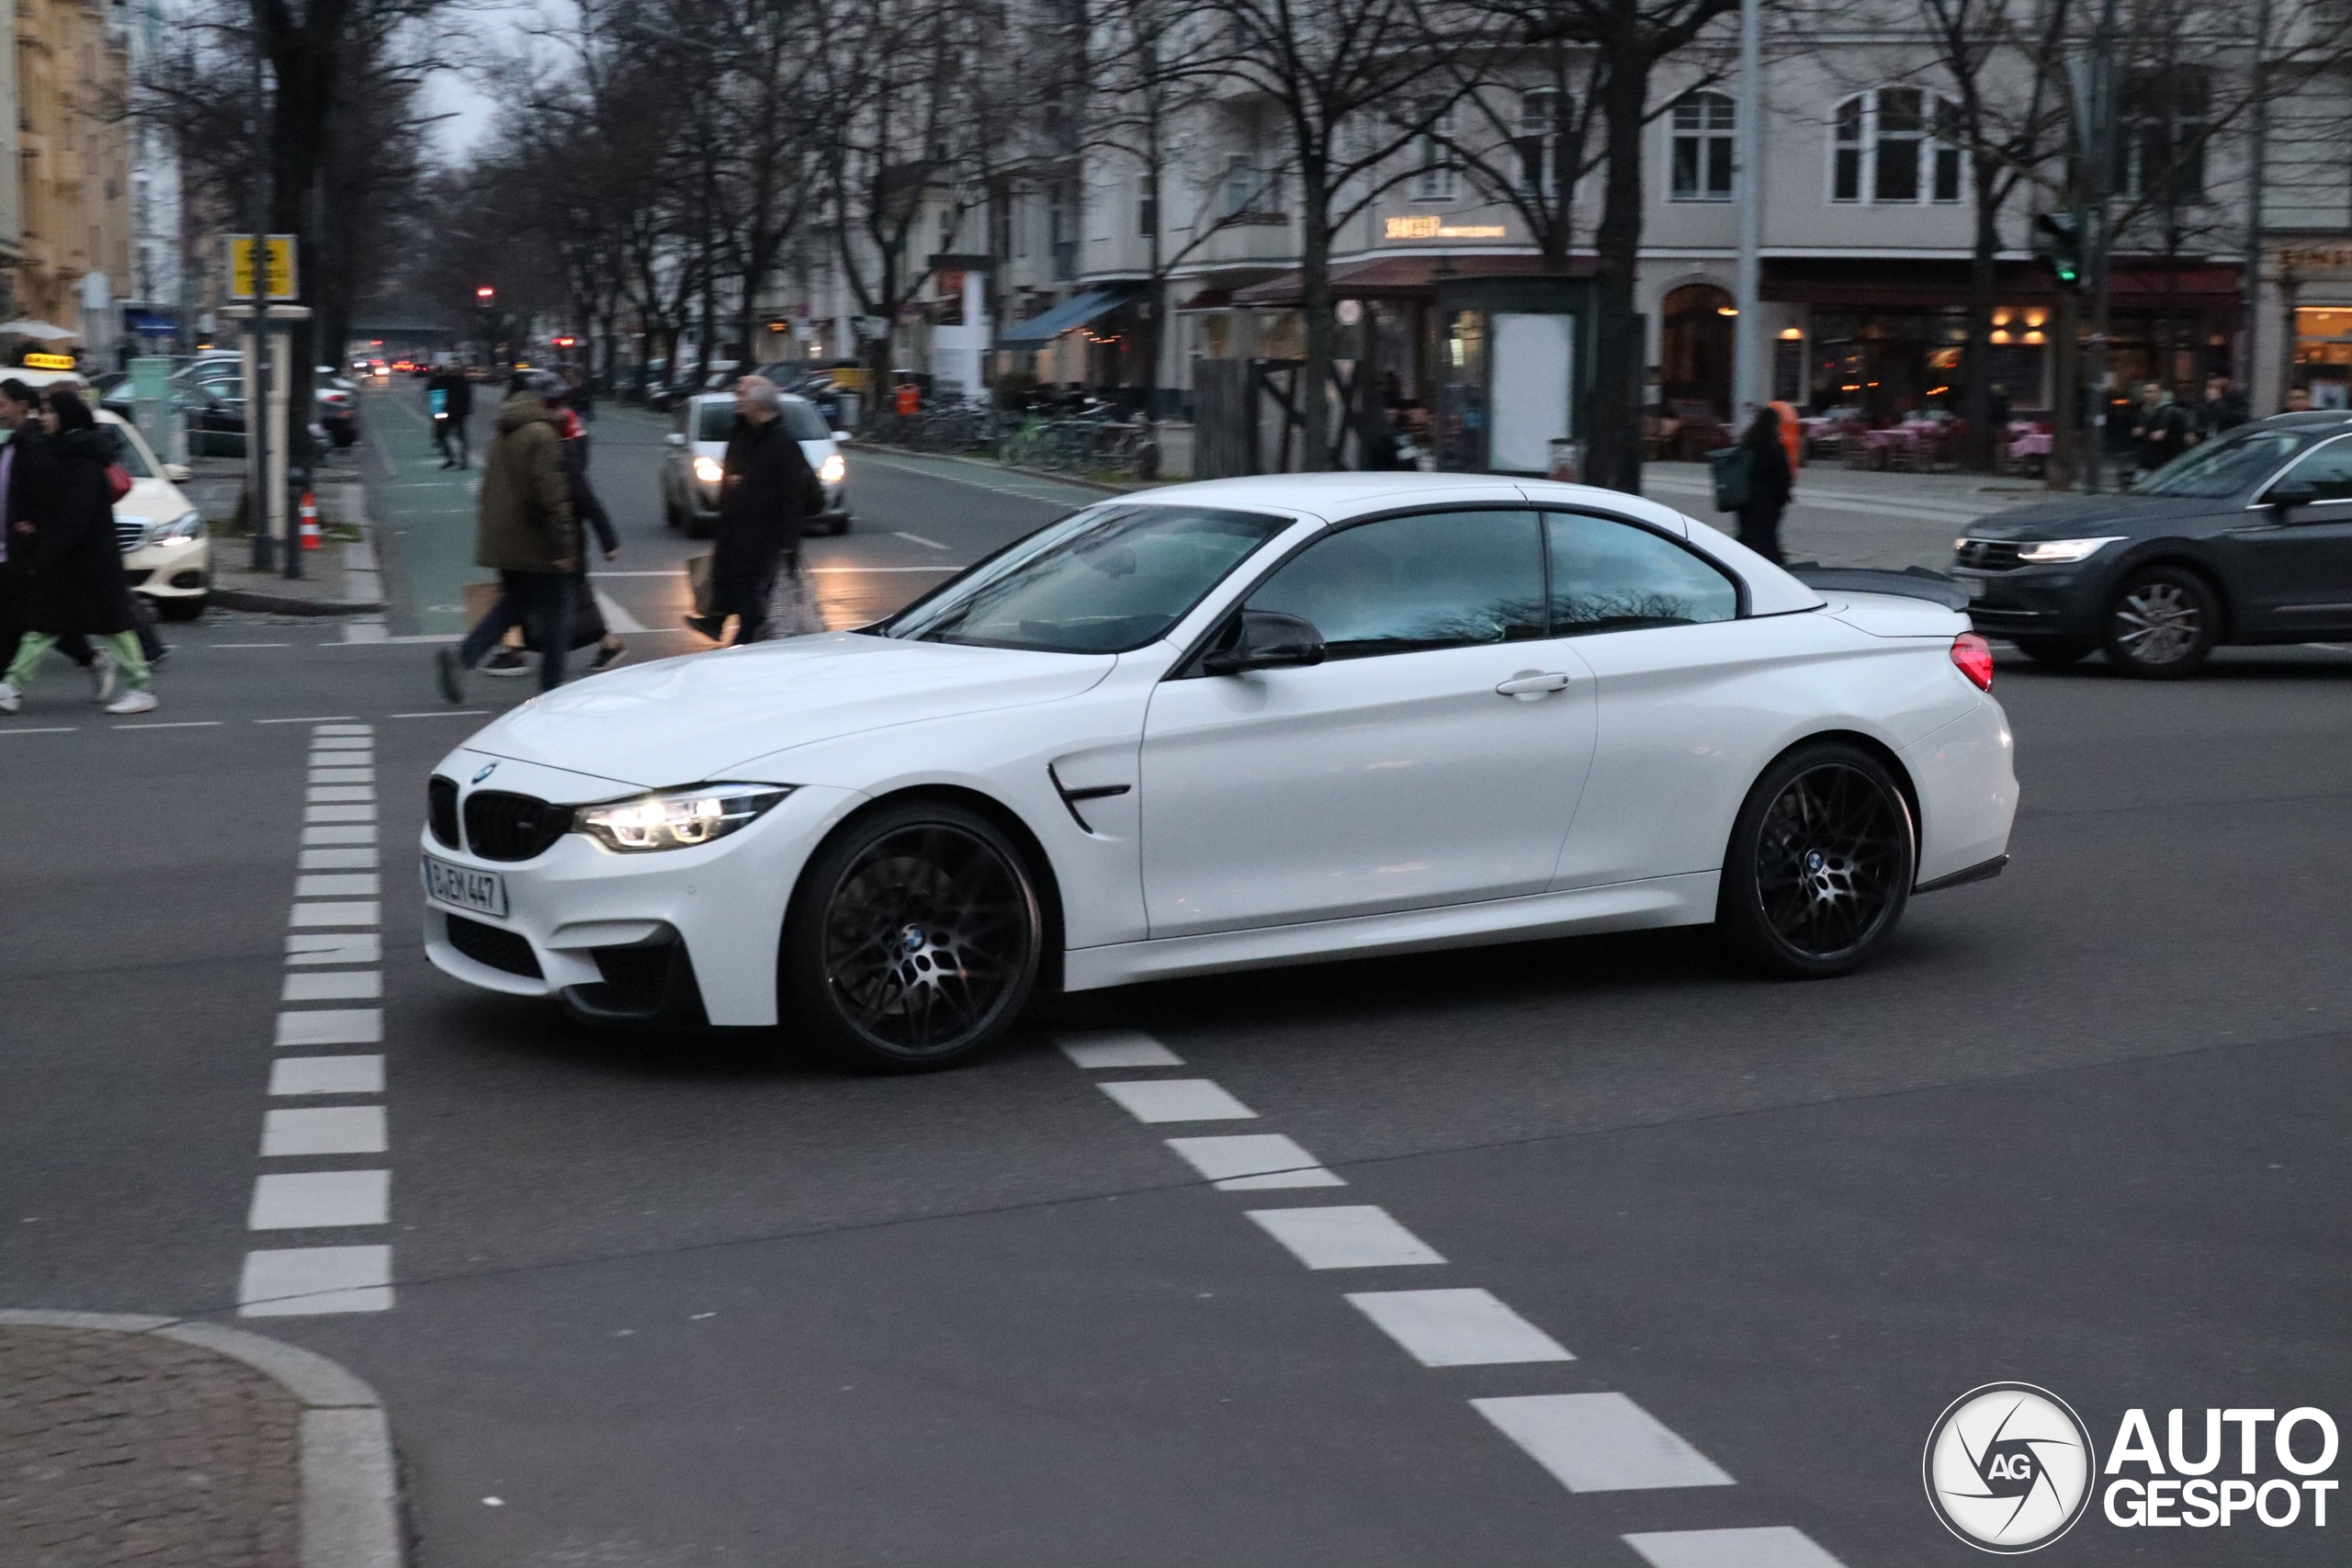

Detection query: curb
(0, 1308), (404, 1568)
(210, 588), (389, 617)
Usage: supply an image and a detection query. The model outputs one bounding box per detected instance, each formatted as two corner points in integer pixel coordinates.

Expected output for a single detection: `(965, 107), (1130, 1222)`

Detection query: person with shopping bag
(435, 374), (579, 701)
(685, 376), (823, 645)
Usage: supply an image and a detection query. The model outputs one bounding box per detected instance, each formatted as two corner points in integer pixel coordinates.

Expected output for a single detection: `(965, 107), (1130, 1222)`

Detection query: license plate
(422, 854), (506, 917)
(1964, 576), (1987, 600)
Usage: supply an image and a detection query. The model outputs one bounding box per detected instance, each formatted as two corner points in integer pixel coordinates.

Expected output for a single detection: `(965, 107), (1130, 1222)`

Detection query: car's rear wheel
(782, 800), (1042, 1072)
(2011, 635), (2093, 667)
(2103, 565), (2218, 678)
(1718, 742), (1915, 978)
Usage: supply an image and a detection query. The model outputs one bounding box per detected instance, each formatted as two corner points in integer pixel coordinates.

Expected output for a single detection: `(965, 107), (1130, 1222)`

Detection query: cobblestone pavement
(0, 1325), (300, 1568)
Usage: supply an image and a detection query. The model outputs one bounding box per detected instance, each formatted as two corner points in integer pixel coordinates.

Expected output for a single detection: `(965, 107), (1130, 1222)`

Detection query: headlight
(573, 783), (793, 852)
(692, 456), (724, 484)
(149, 510), (204, 546)
(2015, 536), (2123, 564)
(819, 453), (846, 485)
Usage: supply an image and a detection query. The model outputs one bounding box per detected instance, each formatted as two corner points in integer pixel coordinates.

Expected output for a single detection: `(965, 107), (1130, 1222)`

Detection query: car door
(1139, 507), (1597, 938)
(2222, 433), (2352, 633)
(1539, 509), (1848, 889)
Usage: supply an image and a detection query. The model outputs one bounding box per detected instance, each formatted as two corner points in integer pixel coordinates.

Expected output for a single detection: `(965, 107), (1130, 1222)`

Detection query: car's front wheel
(782, 799), (1043, 1072)
(2103, 565), (2218, 678)
(1718, 742), (1916, 978)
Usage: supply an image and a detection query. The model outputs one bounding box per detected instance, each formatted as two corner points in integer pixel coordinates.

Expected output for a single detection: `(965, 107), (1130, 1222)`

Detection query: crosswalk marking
(261, 1106), (387, 1157)
(1624, 1528), (1848, 1567)
(248, 1169), (390, 1229)
(268, 1055), (384, 1096)
(1057, 1029), (1184, 1069)
(1097, 1078), (1255, 1122)
(1247, 1206), (1445, 1269)
(1343, 1289), (1573, 1367)
(1164, 1134), (1343, 1190)
(1472, 1393), (1736, 1492)
(239, 1246), (392, 1315)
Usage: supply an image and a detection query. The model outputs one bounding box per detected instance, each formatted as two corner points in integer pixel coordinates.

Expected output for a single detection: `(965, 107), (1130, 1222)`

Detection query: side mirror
(163, 463), (192, 482)
(1202, 610), (1328, 675)
(663, 432), (685, 447)
(2266, 479), (2318, 511)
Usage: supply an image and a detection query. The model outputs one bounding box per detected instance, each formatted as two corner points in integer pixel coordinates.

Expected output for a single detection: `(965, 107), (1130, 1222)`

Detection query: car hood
(464, 633), (1114, 786)
(1965, 494), (2222, 539)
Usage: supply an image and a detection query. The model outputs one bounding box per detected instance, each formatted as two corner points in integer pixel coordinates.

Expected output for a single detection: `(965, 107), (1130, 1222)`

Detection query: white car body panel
(422, 475), (2018, 1027)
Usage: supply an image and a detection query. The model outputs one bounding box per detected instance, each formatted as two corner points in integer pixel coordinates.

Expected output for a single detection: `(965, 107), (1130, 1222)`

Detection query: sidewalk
(0, 1309), (401, 1567)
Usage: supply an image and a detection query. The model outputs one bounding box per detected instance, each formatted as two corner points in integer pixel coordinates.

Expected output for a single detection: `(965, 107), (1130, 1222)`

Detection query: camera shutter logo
(1924, 1383), (2097, 1552)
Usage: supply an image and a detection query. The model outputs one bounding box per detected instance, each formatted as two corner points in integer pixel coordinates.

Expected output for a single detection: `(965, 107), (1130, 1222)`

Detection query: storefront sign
(1385, 216), (1508, 241)
(2277, 245), (2352, 271)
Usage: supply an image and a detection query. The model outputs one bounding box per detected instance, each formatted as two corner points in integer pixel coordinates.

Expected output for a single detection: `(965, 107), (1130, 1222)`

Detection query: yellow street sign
(226, 234), (299, 300)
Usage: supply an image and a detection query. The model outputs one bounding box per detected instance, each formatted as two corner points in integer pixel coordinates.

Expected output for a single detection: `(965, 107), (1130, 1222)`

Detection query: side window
(2279, 435), (2352, 502)
(1545, 513), (1738, 633)
(1249, 510), (1545, 659)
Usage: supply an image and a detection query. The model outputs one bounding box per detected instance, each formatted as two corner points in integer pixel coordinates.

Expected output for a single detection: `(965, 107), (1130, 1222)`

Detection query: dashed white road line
(1624, 1527), (1849, 1568)
(269, 1055), (384, 1096)
(248, 1169), (390, 1229)
(241, 720), (395, 1318)
(239, 1247), (392, 1316)
(1164, 1134), (1344, 1190)
(115, 720), (222, 730)
(1057, 1029), (1184, 1068)
(893, 531), (950, 549)
(260, 1105), (387, 1157)
(1471, 1393), (1736, 1492)
(1344, 1289), (1574, 1367)
(1097, 1078), (1256, 1122)
(1246, 1205), (1446, 1269)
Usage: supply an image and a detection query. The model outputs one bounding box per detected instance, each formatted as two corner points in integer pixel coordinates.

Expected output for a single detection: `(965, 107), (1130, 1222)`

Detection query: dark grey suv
(1954, 412), (2352, 676)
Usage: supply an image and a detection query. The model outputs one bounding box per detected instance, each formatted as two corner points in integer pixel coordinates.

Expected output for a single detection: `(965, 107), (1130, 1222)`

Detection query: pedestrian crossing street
(1058, 1027), (1849, 1568)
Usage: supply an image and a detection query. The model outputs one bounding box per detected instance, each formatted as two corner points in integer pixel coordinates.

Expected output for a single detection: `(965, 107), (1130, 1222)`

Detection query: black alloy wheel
(2103, 564), (2219, 678)
(783, 800), (1042, 1071)
(1718, 743), (1916, 978)
(2010, 635), (2094, 668)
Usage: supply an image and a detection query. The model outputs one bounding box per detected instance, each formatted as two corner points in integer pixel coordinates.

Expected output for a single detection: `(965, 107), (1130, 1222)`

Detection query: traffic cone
(299, 491), (321, 549)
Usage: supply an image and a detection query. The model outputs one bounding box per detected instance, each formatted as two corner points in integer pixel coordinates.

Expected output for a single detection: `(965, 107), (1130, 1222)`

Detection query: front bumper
(124, 536), (209, 599)
(690, 481), (850, 527)
(419, 773), (862, 1027)
(1951, 562), (2104, 638)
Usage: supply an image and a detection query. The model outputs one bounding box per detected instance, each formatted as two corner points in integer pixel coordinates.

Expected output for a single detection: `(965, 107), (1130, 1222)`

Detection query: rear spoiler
(1785, 562), (1970, 612)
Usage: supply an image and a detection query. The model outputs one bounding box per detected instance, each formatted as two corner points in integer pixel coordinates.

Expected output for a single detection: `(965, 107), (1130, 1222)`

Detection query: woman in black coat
(1731, 404), (1794, 565)
(0, 388), (157, 715)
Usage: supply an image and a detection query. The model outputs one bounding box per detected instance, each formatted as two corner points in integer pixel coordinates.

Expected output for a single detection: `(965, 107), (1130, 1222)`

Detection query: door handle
(1495, 671), (1573, 698)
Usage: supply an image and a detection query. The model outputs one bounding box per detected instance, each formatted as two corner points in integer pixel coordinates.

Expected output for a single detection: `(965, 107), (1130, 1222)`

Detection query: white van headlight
(819, 453), (845, 484)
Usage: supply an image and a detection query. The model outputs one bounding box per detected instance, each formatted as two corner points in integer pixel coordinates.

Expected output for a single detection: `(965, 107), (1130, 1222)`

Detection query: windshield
(693, 400), (830, 444)
(883, 503), (1290, 654)
(2133, 426), (2312, 498)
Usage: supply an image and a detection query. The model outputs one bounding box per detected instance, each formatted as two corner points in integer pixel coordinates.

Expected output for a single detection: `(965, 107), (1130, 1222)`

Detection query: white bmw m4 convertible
(422, 475), (2018, 1070)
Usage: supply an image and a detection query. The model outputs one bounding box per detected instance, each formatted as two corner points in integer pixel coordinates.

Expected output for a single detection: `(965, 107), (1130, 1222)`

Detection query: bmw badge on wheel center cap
(1924, 1382), (2097, 1552)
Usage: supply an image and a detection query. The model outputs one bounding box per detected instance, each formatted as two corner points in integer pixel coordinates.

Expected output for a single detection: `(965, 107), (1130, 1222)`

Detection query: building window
(1517, 87), (1562, 197)
(1830, 89), (1964, 205)
(1138, 172), (1156, 237)
(1412, 100), (1456, 201)
(1669, 91), (1735, 201)
(2116, 68), (2209, 204)
(1222, 154), (1282, 219)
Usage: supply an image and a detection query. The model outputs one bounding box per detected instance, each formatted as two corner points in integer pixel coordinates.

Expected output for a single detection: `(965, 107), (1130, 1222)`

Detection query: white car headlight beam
(574, 784), (794, 852)
(692, 456), (724, 485)
(2014, 536), (2123, 564)
(149, 510), (204, 546)
(819, 453), (845, 485)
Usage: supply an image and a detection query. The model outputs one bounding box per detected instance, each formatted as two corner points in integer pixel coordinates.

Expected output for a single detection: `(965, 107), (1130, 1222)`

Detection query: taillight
(1951, 632), (1995, 692)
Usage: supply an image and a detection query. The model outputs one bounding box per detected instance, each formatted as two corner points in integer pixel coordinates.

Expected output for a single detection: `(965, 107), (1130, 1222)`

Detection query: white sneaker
(86, 649), (116, 704)
(0, 682), (18, 714)
(103, 689), (158, 716)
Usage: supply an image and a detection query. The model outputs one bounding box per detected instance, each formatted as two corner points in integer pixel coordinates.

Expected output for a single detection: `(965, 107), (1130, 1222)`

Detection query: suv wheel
(2104, 565), (2219, 678)
(782, 800), (1043, 1072)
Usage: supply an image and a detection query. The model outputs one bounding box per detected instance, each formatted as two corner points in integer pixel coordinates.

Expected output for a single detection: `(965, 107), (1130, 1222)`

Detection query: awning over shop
(1232, 254), (1581, 308)
(997, 286), (1142, 345)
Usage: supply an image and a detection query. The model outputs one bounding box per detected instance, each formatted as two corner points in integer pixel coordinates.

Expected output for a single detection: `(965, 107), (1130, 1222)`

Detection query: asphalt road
(2, 391), (2346, 1566)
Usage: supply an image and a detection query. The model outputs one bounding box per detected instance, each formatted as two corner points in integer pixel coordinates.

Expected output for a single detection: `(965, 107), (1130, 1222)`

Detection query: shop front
(2275, 243), (2352, 409)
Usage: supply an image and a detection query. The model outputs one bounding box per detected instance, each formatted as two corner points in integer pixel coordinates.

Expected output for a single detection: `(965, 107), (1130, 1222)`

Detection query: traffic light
(2034, 213), (2084, 289)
